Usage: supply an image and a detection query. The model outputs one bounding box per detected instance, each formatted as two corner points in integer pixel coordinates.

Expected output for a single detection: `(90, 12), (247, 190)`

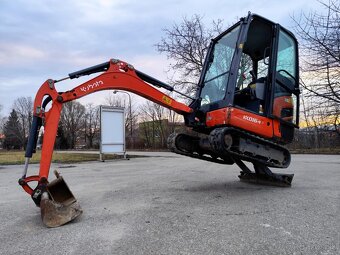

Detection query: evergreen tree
(3, 109), (23, 150)
(55, 120), (69, 149)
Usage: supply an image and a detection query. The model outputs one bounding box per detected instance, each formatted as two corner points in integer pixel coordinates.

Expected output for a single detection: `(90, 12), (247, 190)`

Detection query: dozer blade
(40, 171), (82, 228)
(234, 159), (294, 187)
(238, 171), (294, 187)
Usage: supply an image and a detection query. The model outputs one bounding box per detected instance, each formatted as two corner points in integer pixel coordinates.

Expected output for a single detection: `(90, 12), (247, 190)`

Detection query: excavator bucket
(40, 171), (82, 227)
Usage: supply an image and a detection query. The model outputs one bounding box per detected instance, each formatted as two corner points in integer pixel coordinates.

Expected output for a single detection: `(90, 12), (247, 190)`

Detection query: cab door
(270, 27), (300, 142)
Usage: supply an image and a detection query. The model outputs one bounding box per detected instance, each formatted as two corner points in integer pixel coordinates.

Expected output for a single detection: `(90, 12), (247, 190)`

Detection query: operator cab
(194, 13), (299, 142)
(234, 18), (274, 114)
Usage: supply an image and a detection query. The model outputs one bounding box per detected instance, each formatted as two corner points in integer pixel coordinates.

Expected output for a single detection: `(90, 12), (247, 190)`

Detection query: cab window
(200, 26), (240, 106)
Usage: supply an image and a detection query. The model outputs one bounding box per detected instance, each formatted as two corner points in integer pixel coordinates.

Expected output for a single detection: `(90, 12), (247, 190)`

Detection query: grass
(0, 150), (125, 165)
(1, 148), (338, 165)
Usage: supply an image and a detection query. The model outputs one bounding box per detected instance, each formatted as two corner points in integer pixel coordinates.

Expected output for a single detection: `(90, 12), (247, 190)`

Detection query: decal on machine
(243, 115), (262, 124)
(80, 80), (104, 92)
(162, 95), (172, 105)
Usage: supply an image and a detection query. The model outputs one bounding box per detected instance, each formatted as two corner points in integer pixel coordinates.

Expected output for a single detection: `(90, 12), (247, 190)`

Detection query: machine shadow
(181, 179), (282, 194)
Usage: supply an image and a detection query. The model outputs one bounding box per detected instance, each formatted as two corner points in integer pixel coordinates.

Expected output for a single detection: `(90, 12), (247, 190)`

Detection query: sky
(0, 0), (322, 115)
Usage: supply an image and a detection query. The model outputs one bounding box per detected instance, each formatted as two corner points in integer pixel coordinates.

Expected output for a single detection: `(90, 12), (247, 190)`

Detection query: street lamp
(113, 90), (133, 148)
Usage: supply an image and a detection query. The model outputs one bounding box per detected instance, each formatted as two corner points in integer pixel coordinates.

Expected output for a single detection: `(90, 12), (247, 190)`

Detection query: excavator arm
(19, 59), (192, 227)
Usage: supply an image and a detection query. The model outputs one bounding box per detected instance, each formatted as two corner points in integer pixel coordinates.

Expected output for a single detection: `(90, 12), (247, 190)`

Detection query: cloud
(72, 1), (129, 25)
(0, 43), (47, 65)
(0, 0), (324, 115)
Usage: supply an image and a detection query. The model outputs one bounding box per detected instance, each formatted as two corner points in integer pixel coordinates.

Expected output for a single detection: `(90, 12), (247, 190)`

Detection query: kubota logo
(243, 115), (262, 124)
(80, 80), (104, 92)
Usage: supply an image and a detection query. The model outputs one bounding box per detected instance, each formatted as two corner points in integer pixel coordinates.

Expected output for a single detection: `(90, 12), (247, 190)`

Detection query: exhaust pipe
(40, 171), (82, 228)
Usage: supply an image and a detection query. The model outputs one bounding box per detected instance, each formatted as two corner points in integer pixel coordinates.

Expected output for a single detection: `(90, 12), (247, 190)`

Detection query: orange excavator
(19, 13), (300, 227)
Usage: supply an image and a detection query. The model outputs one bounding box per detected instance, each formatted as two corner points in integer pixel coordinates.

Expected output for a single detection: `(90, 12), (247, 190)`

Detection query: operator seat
(234, 76), (266, 113)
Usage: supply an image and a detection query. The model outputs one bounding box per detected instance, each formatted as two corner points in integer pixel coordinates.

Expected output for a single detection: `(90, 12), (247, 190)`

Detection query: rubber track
(209, 127), (291, 168)
(168, 128), (291, 169)
(167, 133), (233, 165)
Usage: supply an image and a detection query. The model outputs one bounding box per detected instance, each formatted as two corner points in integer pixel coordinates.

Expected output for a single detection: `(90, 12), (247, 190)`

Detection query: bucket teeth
(40, 192), (82, 227)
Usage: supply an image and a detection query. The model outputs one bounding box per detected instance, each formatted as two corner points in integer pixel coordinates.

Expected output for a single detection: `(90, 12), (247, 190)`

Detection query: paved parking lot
(0, 153), (339, 254)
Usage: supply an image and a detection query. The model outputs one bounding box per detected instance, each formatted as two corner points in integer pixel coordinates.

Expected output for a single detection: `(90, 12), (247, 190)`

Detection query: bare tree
(0, 107), (2, 149)
(0, 104), (7, 148)
(12, 97), (33, 146)
(156, 15), (224, 97)
(60, 101), (85, 149)
(138, 101), (183, 148)
(167, 107), (183, 133)
(104, 94), (126, 108)
(292, 0), (340, 134)
(84, 103), (100, 148)
(139, 101), (160, 148)
(0, 104), (3, 133)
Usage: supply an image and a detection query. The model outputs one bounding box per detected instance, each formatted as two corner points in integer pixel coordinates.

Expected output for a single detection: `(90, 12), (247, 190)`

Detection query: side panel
(205, 108), (229, 126)
(273, 119), (281, 138)
(206, 107), (275, 138)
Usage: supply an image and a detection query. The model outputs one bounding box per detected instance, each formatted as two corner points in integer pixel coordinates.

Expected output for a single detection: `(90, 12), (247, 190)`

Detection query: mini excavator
(19, 13), (300, 227)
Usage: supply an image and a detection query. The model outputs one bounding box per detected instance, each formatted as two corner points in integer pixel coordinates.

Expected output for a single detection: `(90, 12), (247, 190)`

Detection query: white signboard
(100, 106), (125, 156)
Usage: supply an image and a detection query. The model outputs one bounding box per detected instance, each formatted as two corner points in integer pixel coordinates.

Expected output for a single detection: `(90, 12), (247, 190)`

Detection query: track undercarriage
(167, 127), (294, 187)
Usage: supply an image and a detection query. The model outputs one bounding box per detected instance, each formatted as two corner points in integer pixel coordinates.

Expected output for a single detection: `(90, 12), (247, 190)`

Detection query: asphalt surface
(0, 152), (339, 255)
